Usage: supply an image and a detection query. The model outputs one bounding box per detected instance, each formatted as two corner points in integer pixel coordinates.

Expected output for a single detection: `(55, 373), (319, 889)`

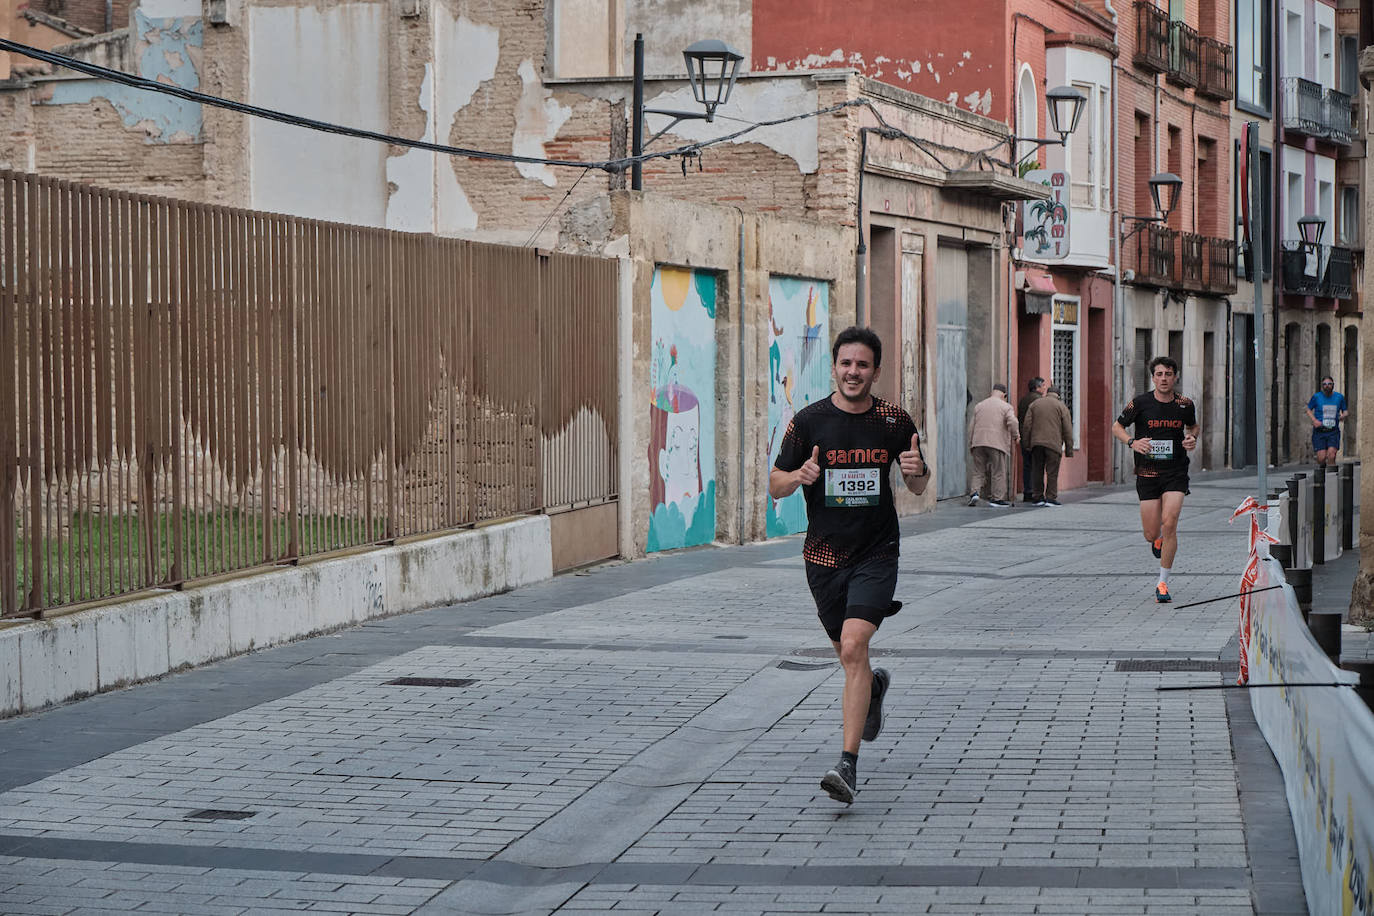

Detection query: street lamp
(1120, 171), (1183, 240)
(1297, 214), (1326, 252)
(630, 33), (744, 190)
(1045, 86), (1088, 143)
(1008, 85), (1087, 166)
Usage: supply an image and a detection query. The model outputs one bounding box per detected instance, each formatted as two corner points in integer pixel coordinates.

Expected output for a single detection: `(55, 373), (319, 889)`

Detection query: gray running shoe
(863, 668), (890, 741)
(820, 758), (857, 804)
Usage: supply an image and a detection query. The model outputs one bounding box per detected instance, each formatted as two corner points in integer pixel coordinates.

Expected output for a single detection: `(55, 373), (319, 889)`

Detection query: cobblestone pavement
(0, 476), (1311, 914)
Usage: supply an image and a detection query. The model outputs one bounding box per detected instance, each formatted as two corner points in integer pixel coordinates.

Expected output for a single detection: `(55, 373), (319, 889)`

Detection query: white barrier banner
(1247, 555), (1374, 915)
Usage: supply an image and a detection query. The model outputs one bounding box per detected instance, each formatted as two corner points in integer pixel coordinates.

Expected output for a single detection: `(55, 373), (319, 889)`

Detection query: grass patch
(14, 510), (387, 611)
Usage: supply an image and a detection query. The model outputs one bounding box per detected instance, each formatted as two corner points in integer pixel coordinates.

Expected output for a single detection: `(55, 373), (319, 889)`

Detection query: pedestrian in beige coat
(968, 384), (1019, 507)
(1024, 386), (1074, 506)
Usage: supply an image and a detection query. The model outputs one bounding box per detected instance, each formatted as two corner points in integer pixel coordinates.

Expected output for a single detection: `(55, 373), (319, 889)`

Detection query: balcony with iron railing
(1281, 76), (1327, 137)
(1134, 2), (1170, 73)
(1198, 37), (1233, 101)
(1177, 232), (1204, 290)
(1323, 88), (1355, 145)
(1123, 226), (1237, 295)
(1202, 237), (1237, 294)
(1122, 224), (1175, 287)
(1279, 241), (1355, 299)
(1166, 21), (1200, 88)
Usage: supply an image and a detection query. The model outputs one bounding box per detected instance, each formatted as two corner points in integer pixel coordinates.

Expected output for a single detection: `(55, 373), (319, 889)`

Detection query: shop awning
(1020, 269), (1056, 314)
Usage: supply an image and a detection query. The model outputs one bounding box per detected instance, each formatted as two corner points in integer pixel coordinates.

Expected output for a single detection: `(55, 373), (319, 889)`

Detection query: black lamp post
(630, 33), (743, 190)
(1121, 171), (1183, 239)
(1297, 214), (1326, 252)
(1008, 85), (1087, 166)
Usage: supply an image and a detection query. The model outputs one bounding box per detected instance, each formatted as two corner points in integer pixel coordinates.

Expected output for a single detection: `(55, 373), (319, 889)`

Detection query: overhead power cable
(0, 37), (905, 175)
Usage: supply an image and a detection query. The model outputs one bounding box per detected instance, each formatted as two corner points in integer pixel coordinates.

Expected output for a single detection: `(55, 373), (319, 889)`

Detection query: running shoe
(1155, 582), (1171, 603)
(1151, 538), (1163, 559)
(987, 499), (1012, 508)
(863, 668), (890, 741)
(1034, 500), (1048, 507)
(821, 758), (857, 804)
(1043, 499), (1062, 507)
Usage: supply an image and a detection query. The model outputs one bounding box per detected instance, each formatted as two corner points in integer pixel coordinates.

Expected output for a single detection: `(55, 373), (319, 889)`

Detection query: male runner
(1111, 356), (1198, 604)
(1304, 376), (1348, 467)
(770, 326), (929, 804)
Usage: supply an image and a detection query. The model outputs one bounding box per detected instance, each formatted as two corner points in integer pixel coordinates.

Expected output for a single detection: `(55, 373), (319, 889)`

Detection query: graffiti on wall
(648, 267), (717, 552)
(766, 277), (829, 537)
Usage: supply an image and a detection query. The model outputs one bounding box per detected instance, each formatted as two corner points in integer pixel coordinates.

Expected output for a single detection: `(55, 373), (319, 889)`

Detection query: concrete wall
(0, 517), (554, 718)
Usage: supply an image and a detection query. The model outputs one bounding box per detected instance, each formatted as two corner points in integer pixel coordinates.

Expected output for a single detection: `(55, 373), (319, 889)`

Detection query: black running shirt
(1116, 392), (1198, 477)
(774, 395), (920, 568)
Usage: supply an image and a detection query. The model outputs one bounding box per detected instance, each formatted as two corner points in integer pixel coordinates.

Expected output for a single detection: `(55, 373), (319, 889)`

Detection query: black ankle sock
(840, 751), (857, 770)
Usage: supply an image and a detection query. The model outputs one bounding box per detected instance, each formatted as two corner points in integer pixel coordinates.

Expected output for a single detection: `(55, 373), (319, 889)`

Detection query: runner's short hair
(1148, 356), (1179, 375)
(1321, 376), (1335, 385)
(832, 326), (883, 368)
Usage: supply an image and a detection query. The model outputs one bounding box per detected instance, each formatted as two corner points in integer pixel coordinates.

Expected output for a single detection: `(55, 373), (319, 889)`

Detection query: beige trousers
(970, 446), (1008, 501)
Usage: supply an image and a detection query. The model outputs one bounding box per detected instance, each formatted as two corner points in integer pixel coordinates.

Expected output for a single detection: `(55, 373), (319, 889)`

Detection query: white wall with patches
(622, 0), (752, 72)
(642, 79), (819, 173)
(433, 10), (499, 234)
(248, 3), (388, 225)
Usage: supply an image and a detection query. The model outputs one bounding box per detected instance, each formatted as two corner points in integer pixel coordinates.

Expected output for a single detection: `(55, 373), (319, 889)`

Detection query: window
(1099, 87), (1111, 209)
(1135, 329), (1153, 393)
(1317, 24), (1334, 89)
(1339, 186), (1360, 246)
(1017, 66), (1038, 166)
(1236, 0), (1272, 112)
(1168, 330), (1183, 387)
(1340, 35), (1359, 95)
(1069, 82), (1095, 208)
(1236, 145), (1275, 277)
(1051, 297), (1080, 443)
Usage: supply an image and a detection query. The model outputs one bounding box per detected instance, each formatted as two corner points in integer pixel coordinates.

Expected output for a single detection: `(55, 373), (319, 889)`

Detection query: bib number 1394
(825, 468), (880, 507)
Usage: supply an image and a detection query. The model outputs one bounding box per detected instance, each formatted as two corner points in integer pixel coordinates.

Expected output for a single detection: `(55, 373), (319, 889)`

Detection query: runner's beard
(837, 377), (872, 403)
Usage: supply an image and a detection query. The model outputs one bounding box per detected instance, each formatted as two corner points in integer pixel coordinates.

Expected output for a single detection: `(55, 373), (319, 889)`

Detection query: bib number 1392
(825, 468), (880, 507)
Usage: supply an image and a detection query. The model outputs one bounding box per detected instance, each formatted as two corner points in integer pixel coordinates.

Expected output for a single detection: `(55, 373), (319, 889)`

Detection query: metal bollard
(1287, 475), (1302, 561)
(1287, 567), (1312, 621)
(1312, 470), (1326, 565)
(1341, 463), (1355, 551)
(1308, 611), (1341, 663)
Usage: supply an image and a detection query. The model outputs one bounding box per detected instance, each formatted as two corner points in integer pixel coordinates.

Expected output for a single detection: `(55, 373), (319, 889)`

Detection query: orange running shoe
(1151, 538), (1163, 559)
(1155, 582), (1171, 603)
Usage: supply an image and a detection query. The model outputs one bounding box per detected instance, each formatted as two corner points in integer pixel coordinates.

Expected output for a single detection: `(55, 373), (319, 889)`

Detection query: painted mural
(766, 277), (829, 537)
(647, 267), (717, 552)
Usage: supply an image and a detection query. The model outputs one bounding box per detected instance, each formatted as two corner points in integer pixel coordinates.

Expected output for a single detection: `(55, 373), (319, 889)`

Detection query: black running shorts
(1136, 471), (1190, 501)
(805, 552), (899, 642)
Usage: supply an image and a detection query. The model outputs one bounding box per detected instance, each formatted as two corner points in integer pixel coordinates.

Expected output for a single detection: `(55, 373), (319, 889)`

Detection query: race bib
(1148, 439), (1174, 459)
(1321, 405), (1337, 429)
(825, 467), (880, 507)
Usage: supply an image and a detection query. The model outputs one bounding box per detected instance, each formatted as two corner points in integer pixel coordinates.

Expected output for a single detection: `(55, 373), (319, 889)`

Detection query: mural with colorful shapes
(766, 277), (830, 537)
(647, 267), (717, 552)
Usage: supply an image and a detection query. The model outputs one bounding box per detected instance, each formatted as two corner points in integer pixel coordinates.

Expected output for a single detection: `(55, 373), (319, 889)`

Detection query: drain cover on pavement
(1115, 659), (1227, 672)
(384, 677), (477, 687)
(776, 660), (837, 671)
(185, 809), (256, 821)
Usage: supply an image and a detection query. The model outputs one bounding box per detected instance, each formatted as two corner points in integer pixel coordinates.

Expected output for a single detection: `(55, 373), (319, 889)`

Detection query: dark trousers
(1021, 446), (1034, 499)
(1030, 446), (1062, 501)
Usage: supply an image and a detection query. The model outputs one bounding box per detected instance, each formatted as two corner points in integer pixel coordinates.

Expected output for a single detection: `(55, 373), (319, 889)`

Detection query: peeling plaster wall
(248, 3), (387, 225)
(641, 79), (818, 173)
(432, 8), (498, 233)
(514, 58), (572, 186)
(41, 10), (203, 143)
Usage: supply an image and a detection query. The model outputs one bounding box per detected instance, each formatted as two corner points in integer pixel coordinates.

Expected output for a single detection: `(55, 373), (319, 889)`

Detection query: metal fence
(0, 170), (618, 618)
